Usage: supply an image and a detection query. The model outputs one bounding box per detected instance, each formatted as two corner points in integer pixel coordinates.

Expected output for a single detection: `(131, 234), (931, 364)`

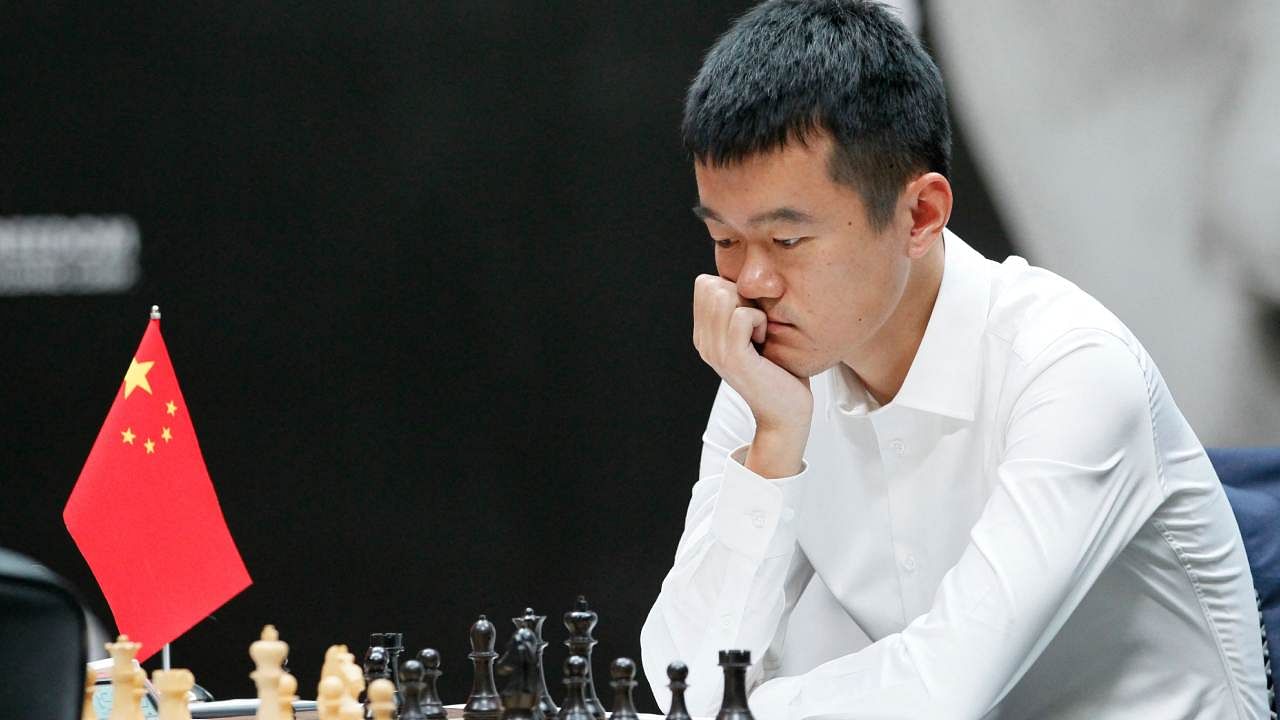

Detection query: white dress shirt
(640, 230), (1268, 719)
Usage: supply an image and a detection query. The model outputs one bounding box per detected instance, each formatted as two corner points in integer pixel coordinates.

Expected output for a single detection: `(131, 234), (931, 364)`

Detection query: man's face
(694, 131), (913, 378)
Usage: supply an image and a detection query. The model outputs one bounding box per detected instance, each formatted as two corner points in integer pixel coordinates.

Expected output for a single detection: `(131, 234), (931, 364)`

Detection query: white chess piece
(250, 625), (288, 720)
(368, 679), (396, 720)
(278, 671), (297, 720)
(105, 635), (142, 720)
(153, 668), (195, 720)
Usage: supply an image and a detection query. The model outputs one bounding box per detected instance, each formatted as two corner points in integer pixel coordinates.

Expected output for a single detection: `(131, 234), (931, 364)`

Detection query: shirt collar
(827, 229), (992, 422)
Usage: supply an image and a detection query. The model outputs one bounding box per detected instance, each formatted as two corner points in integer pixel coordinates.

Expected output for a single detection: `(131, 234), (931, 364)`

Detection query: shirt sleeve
(641, 379), (816, 716)
(746, 329), (1169, 719)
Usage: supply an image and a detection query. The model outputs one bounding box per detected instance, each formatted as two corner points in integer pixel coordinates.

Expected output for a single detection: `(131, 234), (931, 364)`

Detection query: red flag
(64, 309), (251, 662)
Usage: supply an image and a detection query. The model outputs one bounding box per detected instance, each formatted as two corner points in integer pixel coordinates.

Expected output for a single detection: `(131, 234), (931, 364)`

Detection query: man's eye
(713, 238), (735, 248)
(774, 237), (804, 248)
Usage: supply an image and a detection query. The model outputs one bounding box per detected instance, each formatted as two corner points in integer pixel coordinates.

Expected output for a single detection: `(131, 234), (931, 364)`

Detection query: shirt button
(902, 553), (918, 573)
(890, 439), (906, 456)
(749, 510), (766, 528)
(720, 613), (733, 629)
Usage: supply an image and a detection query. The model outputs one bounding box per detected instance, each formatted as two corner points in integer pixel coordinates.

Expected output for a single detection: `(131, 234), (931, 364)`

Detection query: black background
(0, 2), (1010, 711)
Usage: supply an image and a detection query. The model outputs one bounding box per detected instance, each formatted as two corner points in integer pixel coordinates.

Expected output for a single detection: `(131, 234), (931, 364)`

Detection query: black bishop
(464, 616), (503, 720)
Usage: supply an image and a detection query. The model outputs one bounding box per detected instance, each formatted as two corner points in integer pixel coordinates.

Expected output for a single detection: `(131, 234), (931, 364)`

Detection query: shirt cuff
(711, 443), (807, 560)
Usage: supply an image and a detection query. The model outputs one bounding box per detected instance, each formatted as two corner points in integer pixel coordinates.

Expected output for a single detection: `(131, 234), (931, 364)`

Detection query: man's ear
(903, 172), (952, 259)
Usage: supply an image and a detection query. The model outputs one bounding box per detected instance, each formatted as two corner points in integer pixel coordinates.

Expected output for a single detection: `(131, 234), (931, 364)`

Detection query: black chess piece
(399, 658), (428, 720)
(363, 646), (393, 720)
(497, 627), (543, 720)
(563, 596), (605, 720)
(665, 662), (691, 720)
(558, 656), (594, 720)
(464, 615), (504, 720)
(716, 650), (754, 720)
(373, 632), (407, 706)
(513, 608), (558, 718)
(417, 649), (447, 720)
(607, 659), (639, 720)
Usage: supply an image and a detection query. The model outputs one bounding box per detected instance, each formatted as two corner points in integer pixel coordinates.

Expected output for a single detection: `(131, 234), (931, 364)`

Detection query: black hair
(682, 0), (951, 230)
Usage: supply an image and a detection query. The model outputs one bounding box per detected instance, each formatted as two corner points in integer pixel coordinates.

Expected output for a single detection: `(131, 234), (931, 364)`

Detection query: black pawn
(399, 659), (427, 720)
(363, 646), (394, 720)
(607, 659), (638, 720)
(665, 662), (691, 720)
(464, 615), (504, 720)
(513, 608), (558, 718)
(558, 656), (594, 720)
(716, 651), (754, 720)
(563, 596), (605, 720)
(417, 649), (447, 720)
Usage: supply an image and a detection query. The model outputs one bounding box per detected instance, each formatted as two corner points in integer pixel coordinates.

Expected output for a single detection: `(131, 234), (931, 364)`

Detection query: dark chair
(0, 547), (87, 720)
(1207, 447), (1280, 716)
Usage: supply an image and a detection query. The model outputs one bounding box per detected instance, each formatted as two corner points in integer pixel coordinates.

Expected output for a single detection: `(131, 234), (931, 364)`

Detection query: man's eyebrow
(691, 204), (817, 227)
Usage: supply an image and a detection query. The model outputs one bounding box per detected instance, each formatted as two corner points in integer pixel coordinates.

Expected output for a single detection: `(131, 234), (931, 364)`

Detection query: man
(639, 1), (1269, 718)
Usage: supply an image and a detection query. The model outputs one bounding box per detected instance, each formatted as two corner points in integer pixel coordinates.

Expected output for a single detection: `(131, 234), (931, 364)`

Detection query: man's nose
(736, 246), (782, 299)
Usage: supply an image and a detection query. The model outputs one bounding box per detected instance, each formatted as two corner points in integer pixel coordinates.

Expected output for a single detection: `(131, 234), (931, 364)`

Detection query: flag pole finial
(150, 305), (161, 320)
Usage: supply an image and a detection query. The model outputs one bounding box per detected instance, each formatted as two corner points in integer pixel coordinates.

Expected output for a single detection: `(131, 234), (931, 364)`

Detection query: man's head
(684, 0), (950, 231)
(686, 0), (954, 381)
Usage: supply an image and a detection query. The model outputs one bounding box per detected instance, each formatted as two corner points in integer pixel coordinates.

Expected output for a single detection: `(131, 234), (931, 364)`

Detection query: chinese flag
(64, 310), (251, 662)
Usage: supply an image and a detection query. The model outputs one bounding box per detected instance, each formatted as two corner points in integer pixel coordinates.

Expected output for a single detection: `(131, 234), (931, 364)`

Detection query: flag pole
(154, 303), (167, 672)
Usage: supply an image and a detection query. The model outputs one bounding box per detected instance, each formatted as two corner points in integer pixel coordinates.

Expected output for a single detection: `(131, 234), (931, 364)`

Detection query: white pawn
(318, 676), (345, 720)
(339, 697), (363, 720)
(153, 669), (195, 720)
(368, 678), (396, 720)
(251, 625), (289, 720)
(278, 672), (297, 720)
(129, 667), (147, 720)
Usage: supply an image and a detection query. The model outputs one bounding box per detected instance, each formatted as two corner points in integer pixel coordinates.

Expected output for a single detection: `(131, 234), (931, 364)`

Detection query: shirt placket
(870, 407), (923, 627)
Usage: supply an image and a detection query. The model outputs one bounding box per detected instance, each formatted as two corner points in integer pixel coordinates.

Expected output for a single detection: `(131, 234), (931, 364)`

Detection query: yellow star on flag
(121, 427), (136, 445)
(161, 427), (172, 442)
(144, 438), (156, 454)
(123, 358), (155, 398)
(166, 400), (178, 416)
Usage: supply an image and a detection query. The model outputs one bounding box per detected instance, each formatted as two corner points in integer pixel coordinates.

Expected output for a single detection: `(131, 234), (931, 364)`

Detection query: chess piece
(319, 676), (347, 720)
(715, 651), (754, 720)
(251, 625), (289, 720)
(416, 649), (447, 720)
(106, 635), (142, 720)
(83, 664), (96, 720)
(279, 671), (298, 720)
(371, 633), (406, 701)
(513, 608), (558, 718)
(363, 646), (390, 719)
(664, 662), (691, 720)
(369, 679), (397, 720)
(154, 668), (195, 720)
(129, 666), (147, 720)
(557, 656), (594, 720)
(563, 597), (605, 720)
(497, 627), (542, 720)
(323, 645), (350, 684)
(340, 698), (365, 720)
(464, 615), (503, 720)
(398, 659), (427, 720)
(342, 656), (368, 708)
(607, 659), (638, 720)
